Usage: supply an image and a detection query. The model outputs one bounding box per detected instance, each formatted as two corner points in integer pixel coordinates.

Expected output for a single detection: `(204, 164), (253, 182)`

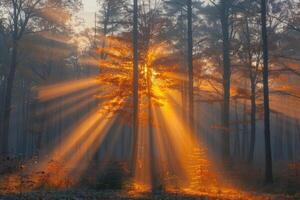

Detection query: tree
(245, 14), (260, 163)
(163, 0), (202, 124)
(96, 34), (179, 190)
(234, 0), (262, 163)
(220, 0), (231, 162)
(97, 0), (129, 50)
(0, 8), (9, 135)
(1, 0), (32, 154)
(132, 0), (139, 177)
(97, 0), (129, 34)
(164, 0), (188, 121)
(187, 0), (194, 131)
(260, 0), (273, 183)
(0, 0), (80, 154)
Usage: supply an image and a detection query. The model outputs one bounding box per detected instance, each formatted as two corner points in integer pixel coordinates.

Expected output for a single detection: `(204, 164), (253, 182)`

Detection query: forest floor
(1, 158), (300, 199)
(0, 189), (300, 200)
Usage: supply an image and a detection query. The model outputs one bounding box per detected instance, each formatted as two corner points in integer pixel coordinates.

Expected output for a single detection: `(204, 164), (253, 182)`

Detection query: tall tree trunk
(22, 85), (29, 158)
(181, 80), (187, 121)
(248, 78), (256, 163)
(234, 100), (240, 158)
(244, 15), (257, 164)
(1, 39), (18, 154)
(147, 69), (159, 192)
(260, 0), (273, 183)
(187, 0), (194, 131)
(131, 0), (139, 176)
(220, 0), (231, 161)
(242, 100), (248, 159)
(20, 79), (26, 156)
(0, 78), (6, 153)
(94, 9), (110, 164)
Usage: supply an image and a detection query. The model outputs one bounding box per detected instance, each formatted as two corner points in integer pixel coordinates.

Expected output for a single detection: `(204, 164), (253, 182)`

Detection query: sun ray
(35, 77), (100, 101)
(36, 87), (101, 116)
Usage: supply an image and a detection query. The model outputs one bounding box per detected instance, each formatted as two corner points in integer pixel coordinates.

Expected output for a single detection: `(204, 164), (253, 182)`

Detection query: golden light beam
(44, 97), (96, 127)
(61, 113), (116, 179)
(30, 97), (125, 188)
(133, 123), (151, 191)
(37, 108), (104, 170)
(96, 124), (124, 171)
(270, 95), (300, 120)
(35, 77), (100, 101)
(36, 87), (100, 116)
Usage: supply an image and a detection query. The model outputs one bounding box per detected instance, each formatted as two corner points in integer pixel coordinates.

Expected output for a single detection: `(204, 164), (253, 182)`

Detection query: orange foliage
(96, 36), (180, 124)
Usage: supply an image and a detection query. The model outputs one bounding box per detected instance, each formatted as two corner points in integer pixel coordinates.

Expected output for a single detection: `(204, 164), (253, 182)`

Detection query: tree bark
(1, 39), (18, 154)
(234, 100), (240, 158)
(131, 0), (139, 176)
(260, 0), (273, 184)
(147, 68), (160, 192)
(0, 78), (6, 152)
(248, 78), (256, 163)
(242, 100), (248, 159)
(220, 0), (231, 162)
(244, 15), (257, 164)
(187, 0), (194, 132)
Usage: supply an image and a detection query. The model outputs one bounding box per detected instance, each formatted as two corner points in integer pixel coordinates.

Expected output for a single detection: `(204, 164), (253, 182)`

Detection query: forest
(0, 0), (300, 199)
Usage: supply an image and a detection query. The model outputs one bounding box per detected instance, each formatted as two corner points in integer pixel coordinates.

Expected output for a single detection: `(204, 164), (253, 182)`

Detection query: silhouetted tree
(260, 0), (273, 184)
(187, 0), (194, 131)
(220, 0), (231, 162)
(0, 0), (80, 154)
(131, 0), (139, 176)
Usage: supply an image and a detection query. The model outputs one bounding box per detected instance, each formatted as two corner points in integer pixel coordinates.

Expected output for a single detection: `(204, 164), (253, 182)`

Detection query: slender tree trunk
(1, 39), (18, 154)
(220, 0), (231, 161)
(20, 79), (26, 156)
(22, 86), (29, 158)
(242, 100), (248, 160)
(94, 10), (110, 164)
(187, 0), (194, 131)
(181, 80), (186, 121)
(131, 0), (139, 176)
(234, 100), (240, 158)
(147, 69), (159, 191)
(261, 0), (273, 183)
(0, 78), (6, 153)
(248, 78), (256, 163)
(244, 15), (257, 164)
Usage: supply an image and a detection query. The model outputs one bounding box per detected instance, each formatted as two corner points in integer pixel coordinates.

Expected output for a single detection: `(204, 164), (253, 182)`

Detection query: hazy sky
(80, 0), (211, 28)
(80, 0), (98, 28)
(83, 0), (98, 13)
